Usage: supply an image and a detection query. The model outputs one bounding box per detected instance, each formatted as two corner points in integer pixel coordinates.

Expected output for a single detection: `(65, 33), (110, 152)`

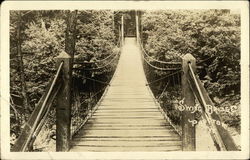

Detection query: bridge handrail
(138, 36), (181, 65)
(73, 52), (119, 71)
(12, 62), (64, 151)
(139, 44), (181, 71)
(74, 29), (122, 65)
(141, 52), (181, 71)
(74, 50), (118, 65)
(187, 61), (238, 151)
(69, 29), (123, 139)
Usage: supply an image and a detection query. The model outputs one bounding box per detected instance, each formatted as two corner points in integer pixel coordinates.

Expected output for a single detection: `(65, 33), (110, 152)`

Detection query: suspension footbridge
(12, 13), (238, 152)
(70, 38), (181, 152)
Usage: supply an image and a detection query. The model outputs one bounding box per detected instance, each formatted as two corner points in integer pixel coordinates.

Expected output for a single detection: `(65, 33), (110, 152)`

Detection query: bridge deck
(70, 38), (181, 152)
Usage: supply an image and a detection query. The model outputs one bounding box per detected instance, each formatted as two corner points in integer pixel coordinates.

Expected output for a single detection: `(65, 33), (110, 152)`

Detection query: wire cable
(83, 53), (119, 71)
(146, 70), (182, 86)
(74, 30), (122, 65)
(73, 52), (119, 71)
(81, 76), (110, 86)
(74, 50), (117, 65)
(138, 36), (181, 65)
(157, 80), (170, 100)
(142, 53), (181, 71)
(197, 56), (215, 65)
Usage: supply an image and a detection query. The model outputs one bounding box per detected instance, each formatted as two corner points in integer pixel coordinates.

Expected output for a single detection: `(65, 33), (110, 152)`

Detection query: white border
(1, 1), (249, 159)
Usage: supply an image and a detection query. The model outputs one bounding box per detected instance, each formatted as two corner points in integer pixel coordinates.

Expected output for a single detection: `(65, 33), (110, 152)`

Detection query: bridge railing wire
(12, 62), (64, 152)
(74, 53), (119, 71)
(70, 84), (108, 138)
(138, 34), (183, 135)
(70, 30), (122, 138)
(187, 62), (238, 151)
(73, 28), (122, 68)
(138, 36), (182, 71)
(138, 35), (214, 73)
(138, 36), (181, 65)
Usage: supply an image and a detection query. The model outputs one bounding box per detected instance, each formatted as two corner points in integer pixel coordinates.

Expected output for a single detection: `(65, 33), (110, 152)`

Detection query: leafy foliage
(141, 10), (240, 131)
(10, 10), (119, 150)
(22, 18), (66, 105)
(142, 10), (240, 98)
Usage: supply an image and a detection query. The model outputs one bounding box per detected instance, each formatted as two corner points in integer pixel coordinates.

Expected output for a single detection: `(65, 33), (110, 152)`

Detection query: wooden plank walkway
(70, 38), (181, 152)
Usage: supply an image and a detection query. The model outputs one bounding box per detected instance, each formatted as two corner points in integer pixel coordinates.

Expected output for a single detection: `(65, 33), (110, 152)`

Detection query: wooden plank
(91, 116), (165, 119)
(82, 124), (172, 128)
(70, 146), (182, 152)
(79, 127), (174, 130)
(93, 113), (163, 116)
(86, 118), (167, 124)
(71, 141), (182, 147)
(95, 109), (159, 112)
(74, 135), (180, 139)
(94, 110), (159, 113)
(94, 110), (160, 113)
(99, 102), (156, 106)
(73, 137), (181, 141)
(98, 106), (157, 109)
(75, 129), (178, 137)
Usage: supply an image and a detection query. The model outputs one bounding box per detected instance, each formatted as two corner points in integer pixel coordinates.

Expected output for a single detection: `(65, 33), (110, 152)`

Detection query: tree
(65, 10), (78, 57)
(16, 11), (32, 116)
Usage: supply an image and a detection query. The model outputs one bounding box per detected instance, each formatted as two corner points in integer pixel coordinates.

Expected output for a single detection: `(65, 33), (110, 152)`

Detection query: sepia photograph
(1, 1), (249, 159)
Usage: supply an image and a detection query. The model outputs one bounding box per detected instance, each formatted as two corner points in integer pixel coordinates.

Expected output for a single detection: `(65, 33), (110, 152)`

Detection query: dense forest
(141, 10), (241, 144)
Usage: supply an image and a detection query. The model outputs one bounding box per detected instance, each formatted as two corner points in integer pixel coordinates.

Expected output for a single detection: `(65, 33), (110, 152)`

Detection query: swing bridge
(12, 14), (238, 152)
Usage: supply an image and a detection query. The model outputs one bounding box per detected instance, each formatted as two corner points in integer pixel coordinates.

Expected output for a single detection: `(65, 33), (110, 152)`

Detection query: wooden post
(181, 54), (196, 151)
(135, 11), (139, 44)
(55, 51), (73, 151)
(121, 15), (124, 45)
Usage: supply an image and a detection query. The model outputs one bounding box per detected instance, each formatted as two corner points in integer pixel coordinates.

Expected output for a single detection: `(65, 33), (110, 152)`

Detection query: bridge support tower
(181, 54), (196, 151)
(55, 51), (73, 151)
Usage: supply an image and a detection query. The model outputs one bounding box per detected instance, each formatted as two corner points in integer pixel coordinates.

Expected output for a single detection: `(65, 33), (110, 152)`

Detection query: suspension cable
(138, 36), (181, 65)
(139, 35), (216, 68)
(138, 35), (181, 71)
(84, 53), (118, 71)
(74, 50), (118, 64)
(157, 80), (170, 100)
(73, 52), (119, 71)
(142, 53), (181, 71)
(146, 70), (182, 86)
(81, 76), (110, 86)
(197, 56), (215, 65)
(74, 30), (122, 65)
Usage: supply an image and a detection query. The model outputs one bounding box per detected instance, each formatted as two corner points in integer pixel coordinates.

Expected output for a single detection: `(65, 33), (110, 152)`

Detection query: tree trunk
(65, 10), (78, 57)
(112, 11), (115, 31)
(16, 11), (32, 116)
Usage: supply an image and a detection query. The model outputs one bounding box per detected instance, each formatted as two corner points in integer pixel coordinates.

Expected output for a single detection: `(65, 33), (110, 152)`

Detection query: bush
(10, 10), (120, 149)
(142, 9), (240, 99)
(141, 10), (240, 130)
